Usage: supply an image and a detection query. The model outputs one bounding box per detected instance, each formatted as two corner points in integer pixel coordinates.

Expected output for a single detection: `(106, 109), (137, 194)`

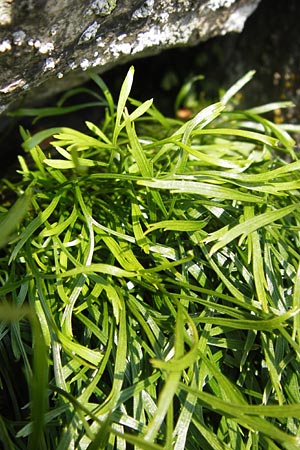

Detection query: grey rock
(0, 0), (261, 114)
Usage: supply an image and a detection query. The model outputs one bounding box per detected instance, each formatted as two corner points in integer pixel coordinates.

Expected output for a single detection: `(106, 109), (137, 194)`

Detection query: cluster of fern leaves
(1, 67), (300, 449)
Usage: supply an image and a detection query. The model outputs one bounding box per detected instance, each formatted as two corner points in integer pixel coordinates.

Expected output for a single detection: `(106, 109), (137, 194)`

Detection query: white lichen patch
(117, 33), (127, 41)
(132, 0), (155, 20)
(132, 12), (203, 55)
(50, 25), (58, 36)
(38, 42), (54, 54)
(96, 36), (105, 47)
(43, 57), (56, 71)
(33, 39), (41, 49)
(206, 0), (236, 11)
(79, 21), (100, 44)
(91, 56), (104, 67)
(0, 38), (11, 52)
(12, 30), (26, 46)
(68, 60), (78, 70)
(80, 58), (90, 70)
(86, 0), (117, 17)
(159, 12), (169, 24)
(133, 28), (162, 53)
(28, 38), (54, 54)
(0, 78), (26, 94)
(110, 41), (132, 57)
(178, 0), (193, 9)
(0, 0), (12, 26)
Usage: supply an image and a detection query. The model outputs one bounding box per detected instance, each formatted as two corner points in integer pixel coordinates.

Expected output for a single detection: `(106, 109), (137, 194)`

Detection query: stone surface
(0, 0), (261, 114)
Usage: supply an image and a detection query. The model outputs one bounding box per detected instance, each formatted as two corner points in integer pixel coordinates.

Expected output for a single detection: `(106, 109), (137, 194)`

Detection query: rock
(0, 0), (261, 114)
(218, 0), (300, 124)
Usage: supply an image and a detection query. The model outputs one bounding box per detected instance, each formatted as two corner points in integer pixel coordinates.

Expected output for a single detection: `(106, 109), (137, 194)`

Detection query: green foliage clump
(1, 67), (300, 449)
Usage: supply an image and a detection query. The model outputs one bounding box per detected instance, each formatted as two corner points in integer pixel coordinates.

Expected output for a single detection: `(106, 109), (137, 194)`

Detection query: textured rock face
(0, 0), (260, 113)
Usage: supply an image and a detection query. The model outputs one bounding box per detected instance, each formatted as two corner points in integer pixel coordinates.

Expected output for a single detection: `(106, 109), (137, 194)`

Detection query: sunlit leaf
(0, 189), (32, 248)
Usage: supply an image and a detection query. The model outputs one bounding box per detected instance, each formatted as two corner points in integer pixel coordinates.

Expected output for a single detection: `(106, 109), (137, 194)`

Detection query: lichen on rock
(87, 0), (117, 16)
(0, 0), (261, 114)
(206, 0), (236, 11)
(0, 0), (13, 26)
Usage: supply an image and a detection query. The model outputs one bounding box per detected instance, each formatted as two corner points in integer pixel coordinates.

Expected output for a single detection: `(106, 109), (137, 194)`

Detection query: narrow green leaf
(88, 70), (115, 117)
(9, 194), (61, 263)
(182, 102), (224, 143)
(28, 314), (49, 450)
(261, 332), (284, 405)
(178, 384), (300, 449)
(292, 262), (300, 345)
(198, 159), (300, 183)
(174, 74), (204, 112)
(207, 203), (300, 255)
(221, 70), (256, 105)
(43, 157), (107, 169)
(193, 128), (280, 147)
(125, 115), (152, 177)
(195, 307), (299, 331)
(244, 205), (269, 313)
(143, 307), (199, 443)
(9, 102), (103, 120)
(39, 205), (77, 237)
(113, 66), (134, 144)
(145, 219), (208, 234)
(0, 189), (32, 248)
(129, 98), (153, 122)
(131, 201), (150, 253)
(0, 416), (16, 450)
(138, 178), (263, 203)
(57, 331), (103, 366)
(58, 263), (137, 279)
(85, 120), (112, 144)
(247, 101), (294, 114)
